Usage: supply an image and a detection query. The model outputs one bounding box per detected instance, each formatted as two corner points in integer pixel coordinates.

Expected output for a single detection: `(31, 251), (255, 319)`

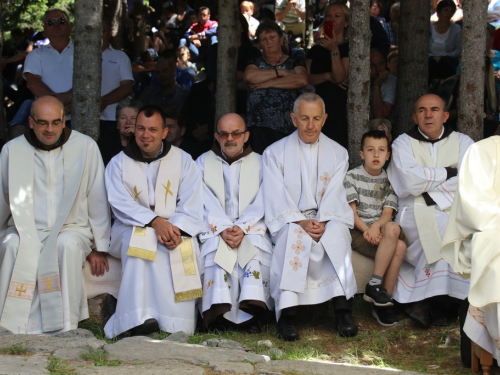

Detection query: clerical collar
(123, 138), (171, 163)
(298, 136), (320, 147)
(24, 127), (72, 151)
(406, 124), (453, 144)
(211, 142), (253, 165)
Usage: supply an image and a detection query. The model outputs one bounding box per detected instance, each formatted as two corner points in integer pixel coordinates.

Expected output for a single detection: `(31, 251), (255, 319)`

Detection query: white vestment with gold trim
(103, 146), (203, 338)
(387, 131), (473, 303)
(262, 131), (356, 320)
(196, 150), (273, 324)
(441, 136), (500, 359)
(0, 132), (110, 334)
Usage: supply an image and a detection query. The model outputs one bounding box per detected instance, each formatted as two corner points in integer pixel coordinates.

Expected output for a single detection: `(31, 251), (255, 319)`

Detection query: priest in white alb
(196, 113), (273, 333)
(387, 93), (474, 328)
(104, 105), (203, 338)
(0, 96), (110, 334)
(262, 93), (358, 341)
(441, 136), (500, 361)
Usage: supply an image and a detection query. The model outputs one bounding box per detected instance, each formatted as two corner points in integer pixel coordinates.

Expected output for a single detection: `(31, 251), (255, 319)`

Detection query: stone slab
(163, 331), (189, 343)
(210, 361), (254, 373)
(76, 360), (205, 375)
(0, 332), (103, 355)
(104, 336), (266, 365)
(0, 354), (49, 375)
(256, 360), (428, 375)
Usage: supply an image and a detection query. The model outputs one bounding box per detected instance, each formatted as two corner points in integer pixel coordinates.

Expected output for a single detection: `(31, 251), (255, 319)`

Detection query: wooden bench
(471, 341), (493, 375)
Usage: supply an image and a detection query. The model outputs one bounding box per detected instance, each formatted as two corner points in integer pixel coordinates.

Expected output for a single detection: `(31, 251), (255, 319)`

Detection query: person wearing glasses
(0, 96), (111, 334)
(196, 113), (273, 333)
(23, 9), (74, 119)
(262, 93), (358, 341)
(104, 105), (203, 339)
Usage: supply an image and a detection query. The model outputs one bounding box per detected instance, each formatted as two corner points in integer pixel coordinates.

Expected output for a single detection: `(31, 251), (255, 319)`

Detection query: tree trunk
(72, 0), (102, 140)
(304, 0), (314, 51)
(457, 0), (488, 141)
(133, 10), (147, 60)
(0, 2), (6, 141)
(347, 0), (371, 167)
(395, 0), (430, 135)
(215, 0), (239, 120)
(104, 0), (128, 50)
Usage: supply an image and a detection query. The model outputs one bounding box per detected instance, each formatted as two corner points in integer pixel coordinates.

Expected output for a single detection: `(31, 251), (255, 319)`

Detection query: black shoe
(431, 308), (450, 326)
(242, 318), (262, 334)
(277, 315), (299, 341)
(130, 318), (159, 336)
(100, 294), (117, 324)
(363, 283), (394, 307)
(409, 301), (430, 329)
(372, 306), (399, 327)
(336, 311), (358, 337)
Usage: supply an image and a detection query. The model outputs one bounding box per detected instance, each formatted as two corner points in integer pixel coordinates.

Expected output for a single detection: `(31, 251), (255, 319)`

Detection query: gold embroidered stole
(410, 132), (459, 264)
(122, 147), (202, 302)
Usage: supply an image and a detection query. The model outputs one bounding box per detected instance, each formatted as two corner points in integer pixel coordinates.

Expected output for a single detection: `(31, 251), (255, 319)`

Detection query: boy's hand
(363, 225), (381, 246)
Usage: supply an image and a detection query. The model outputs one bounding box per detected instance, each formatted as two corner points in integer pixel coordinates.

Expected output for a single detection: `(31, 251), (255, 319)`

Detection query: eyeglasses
(216, 130), (247, 140)
(46, 18), (66, 26)
(30, 117), (63, 127)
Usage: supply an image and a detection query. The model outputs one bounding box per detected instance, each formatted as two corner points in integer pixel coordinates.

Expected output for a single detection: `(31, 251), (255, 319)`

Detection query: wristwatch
(331, 51), (339, 58)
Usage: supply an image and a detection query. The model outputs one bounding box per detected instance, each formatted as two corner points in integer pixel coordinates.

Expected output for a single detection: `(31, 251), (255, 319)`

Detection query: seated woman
(306, 2), (350, 149)
(429, 0), (462, 83)
(244, 20), (307, 154)
(98, 98), (142, 166)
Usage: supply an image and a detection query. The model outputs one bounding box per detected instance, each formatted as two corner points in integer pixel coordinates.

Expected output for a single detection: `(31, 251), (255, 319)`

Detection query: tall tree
(71, 0), (102, 140)
(304, 0), (314, 50)
(395, 0), (430, 135)
(215, 0), (239, 119)
(457, 0), (488, 141)
(347, 0), (371, 167)
(0, 1), (5, 140)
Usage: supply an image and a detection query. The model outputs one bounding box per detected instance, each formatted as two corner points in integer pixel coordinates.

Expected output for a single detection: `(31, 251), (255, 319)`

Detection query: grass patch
(0, 343), (29, 355)
(47, 356), (76, 375)
(78, 318), (117, 343)
(80, 346), (122, 367)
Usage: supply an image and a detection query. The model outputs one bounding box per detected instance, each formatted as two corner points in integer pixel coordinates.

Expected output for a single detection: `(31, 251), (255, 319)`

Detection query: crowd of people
(1, 0), (500, 369)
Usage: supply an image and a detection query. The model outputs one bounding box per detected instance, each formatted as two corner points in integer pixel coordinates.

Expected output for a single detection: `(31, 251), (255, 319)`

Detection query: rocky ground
(0, 326), (429, 375)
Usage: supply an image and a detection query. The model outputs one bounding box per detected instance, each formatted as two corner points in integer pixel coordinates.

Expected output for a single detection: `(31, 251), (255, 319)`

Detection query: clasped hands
(151, 217), (182, 250)
(221, 226), (245, 249)
(363, 223), (382, 246)
(297, 219), (326, 242)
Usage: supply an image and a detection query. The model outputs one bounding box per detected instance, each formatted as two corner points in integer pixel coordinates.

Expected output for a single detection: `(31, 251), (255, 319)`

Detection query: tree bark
(0, 1), (6, 140)
(457, 0), (488, 141)
(347, 0), (371, 167)
(215, 0), (239, 119)
(104, 0), (129, 50)
(395, 0), (430, 135)
(72, 0), (102, 140)
(304, 0), (314, 51)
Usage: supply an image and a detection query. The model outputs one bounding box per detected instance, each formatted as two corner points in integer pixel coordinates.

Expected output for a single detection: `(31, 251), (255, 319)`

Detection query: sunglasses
(46, 18), (66, 26)
(216, 130), (247, 140)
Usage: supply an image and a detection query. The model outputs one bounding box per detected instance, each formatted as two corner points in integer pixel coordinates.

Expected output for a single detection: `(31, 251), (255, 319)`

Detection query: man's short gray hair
(293, 93), (326, 114)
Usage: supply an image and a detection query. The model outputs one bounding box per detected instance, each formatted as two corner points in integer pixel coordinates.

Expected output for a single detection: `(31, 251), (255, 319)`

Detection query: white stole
(122, 147), (202, 302)
(203, 151), (260, 273)
(410, 132), (459, 265)
(280, 132), (352, 294)
(1, 134), (85, 333)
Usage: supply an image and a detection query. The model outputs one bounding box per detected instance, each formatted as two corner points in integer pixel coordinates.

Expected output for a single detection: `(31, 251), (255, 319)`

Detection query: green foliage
(46, 356), (76, 375)
(1, 0), (75, 43)
(0, 343), (29, 355)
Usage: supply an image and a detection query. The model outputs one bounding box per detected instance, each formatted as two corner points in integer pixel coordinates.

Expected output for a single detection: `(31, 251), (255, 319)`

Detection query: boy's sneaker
(372, 306), (399, 327)
(363, 283), (394, 306)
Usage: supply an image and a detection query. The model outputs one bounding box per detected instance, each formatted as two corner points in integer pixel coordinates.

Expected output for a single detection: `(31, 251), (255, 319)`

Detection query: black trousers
(280, 296), (353, 317)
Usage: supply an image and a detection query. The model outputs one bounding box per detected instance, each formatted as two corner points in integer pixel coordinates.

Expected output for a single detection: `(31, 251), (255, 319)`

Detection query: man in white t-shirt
(275, 0), (306, 41)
